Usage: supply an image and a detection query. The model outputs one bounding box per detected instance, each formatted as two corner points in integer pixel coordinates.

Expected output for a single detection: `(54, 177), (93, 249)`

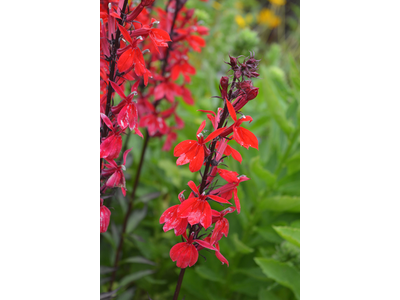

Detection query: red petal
(160, 204), (179, 224)
(218, 169), (239, 183)
(118, 103), (137, 130)
(176, 144), (199, 165)
(196, 120), (206, 136)
(234, 189), (241, 213)
(117, 23), (133, 44)
(100, 113), (114, 131)
(177, 197), (197, 218)
(174, 140), (196, 157)
(216, 250), (229, 266)
(106, 170), (122, 188)
(207, 194), (232, 204)
(117, 48), (135, 73)
(100, 134), (122, 159)
(229, 145), (242, 163)
(226, 98), (237, 121)
(110, 80), (127, 100)
(187, 181), (200, 195)
(199, 201), (212, 229)
(204, 127), (226, 143)
(189, 146), (204, 172)
(234, 127), (259, 150)
(174, 218), (188, 236)
(195, 239), (217, 251)
(122, 148), (132, 166)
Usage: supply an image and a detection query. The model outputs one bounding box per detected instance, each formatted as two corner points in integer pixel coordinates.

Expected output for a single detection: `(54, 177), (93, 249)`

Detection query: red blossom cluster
(100, 0), (208, 233)
(160, 53), (260, 268)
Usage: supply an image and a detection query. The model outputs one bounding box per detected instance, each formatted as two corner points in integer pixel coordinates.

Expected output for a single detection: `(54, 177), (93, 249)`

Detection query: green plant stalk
(108, 130), (150, 291)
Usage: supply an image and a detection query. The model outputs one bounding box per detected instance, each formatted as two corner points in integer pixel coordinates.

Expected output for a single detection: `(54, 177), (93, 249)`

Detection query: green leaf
(256, 226), (283, 244)
(250, 156), (276, 187)
(232, 233), (254, 254)
(119, 270), (154, 287)
(261, 67), (295, 136)
(259, 196), (300, 212)
(126, 206), (147, 233)
(255, 258), (300, 300)
(273, 226), (300, 247)
(259, 288), (281, 300)
(195, 265), (225, 283)
(121, 256), (156, 265)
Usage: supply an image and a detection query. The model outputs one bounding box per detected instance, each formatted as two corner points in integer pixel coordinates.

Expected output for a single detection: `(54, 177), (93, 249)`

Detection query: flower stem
(108, 130), (150, 291)
(172, 268), (186, 300)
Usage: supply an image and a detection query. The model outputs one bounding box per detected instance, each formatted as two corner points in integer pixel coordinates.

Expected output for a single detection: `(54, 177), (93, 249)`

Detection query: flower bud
(220, 76), (229, 91)
(246, 87), (259, 101)
(100, 201), (111, 233)
(229, 55), (238, 67)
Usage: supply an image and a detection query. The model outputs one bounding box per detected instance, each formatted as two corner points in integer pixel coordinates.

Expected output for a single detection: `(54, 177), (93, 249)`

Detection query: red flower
(220, 100), (259, 150)
(177, 181), (231, 229)
(170, 232), (198, 268)
(170, 233), (218, 268)
(100, 199), (111, 233)
(154, 80), (181, 103)
(216, 140), (242, 163)
(101, 149), (132, 196)
(217, 169), (250, 213)
(116, 24), (146, 74)
(173, 121), (226, 172)
(109, 81), (142, 137)
(210, 207), (236, 245)
(100, 114), (123, 160)
(170, 50), (196, 83)
(199, 236), (229, 266)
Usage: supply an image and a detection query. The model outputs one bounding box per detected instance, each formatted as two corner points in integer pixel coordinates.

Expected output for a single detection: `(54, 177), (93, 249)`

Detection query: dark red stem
(172, 268), (186, 300)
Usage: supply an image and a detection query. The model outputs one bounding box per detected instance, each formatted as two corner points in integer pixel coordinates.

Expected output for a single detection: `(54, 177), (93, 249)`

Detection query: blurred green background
(101, 0), (300, 299)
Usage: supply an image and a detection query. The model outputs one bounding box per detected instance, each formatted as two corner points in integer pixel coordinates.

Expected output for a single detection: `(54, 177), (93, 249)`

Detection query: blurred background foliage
(101, 0), (300, 299)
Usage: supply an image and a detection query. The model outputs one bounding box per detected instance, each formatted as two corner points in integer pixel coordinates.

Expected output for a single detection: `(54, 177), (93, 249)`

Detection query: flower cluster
(100, 0), (172, 232)
(160, 53), (260, 268)
(135, 0), (209, 150)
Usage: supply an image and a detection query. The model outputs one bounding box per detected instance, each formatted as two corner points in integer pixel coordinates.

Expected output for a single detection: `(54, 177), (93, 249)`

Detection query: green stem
(108, 131), (150, 291)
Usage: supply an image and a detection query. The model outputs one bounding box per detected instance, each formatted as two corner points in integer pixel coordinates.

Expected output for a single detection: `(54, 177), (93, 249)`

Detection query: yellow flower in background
(258, 8), (281, 28)
(212, 1), (221, 10)
(235, 15), (246, 28)
(245, 13), (254, 25)
(269, 0), (286, 5)
(235, 2), (243, 10)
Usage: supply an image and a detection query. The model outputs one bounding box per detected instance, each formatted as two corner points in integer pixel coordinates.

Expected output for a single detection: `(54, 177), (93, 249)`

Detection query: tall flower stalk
(160, 53), (260, 299)
(101, 0), (209, 291)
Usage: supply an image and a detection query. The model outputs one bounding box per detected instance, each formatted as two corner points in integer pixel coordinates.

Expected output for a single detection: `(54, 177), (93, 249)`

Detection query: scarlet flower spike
(162, 53), (260, 273)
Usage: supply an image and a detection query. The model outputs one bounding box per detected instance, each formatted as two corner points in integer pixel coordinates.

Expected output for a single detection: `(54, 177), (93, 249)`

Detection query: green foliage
(100, 1), (300, 299)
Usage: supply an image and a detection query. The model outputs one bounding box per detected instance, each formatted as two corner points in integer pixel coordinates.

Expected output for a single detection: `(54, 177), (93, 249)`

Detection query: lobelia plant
(100, 0), (209, 292)
(100, 0), (171, 232)
(160, 53), (260, 299)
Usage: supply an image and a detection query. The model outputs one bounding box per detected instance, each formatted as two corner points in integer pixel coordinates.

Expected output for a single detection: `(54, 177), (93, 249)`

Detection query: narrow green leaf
(262, 68), (295, 136)
(273, 226), (300, 247)
(250, 156), (276, 187)
(255, 258), (300, 300)
(259, 196), (300, 212)
(258, 288), (281, 300)
(126, 206), (147, 233)
(121, 256), (156, 265)
(195, 265), (225, 283)
(119, 270), (154, 287)
(232, 233), (254, 254)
